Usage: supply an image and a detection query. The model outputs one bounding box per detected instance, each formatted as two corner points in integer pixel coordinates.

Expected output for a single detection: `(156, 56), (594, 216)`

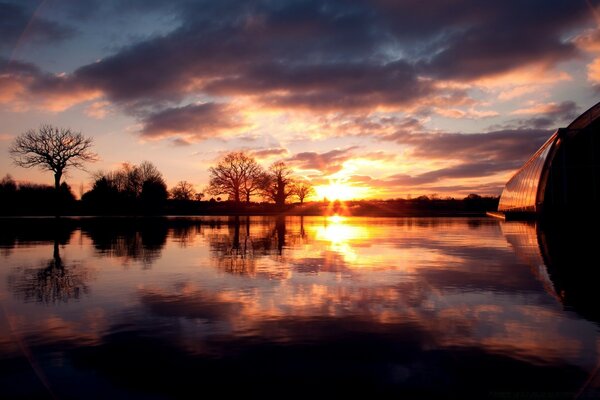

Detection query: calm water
(1, 216), (599, 399)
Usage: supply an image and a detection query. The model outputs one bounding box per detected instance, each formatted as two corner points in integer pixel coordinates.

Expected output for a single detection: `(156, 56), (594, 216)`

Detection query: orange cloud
(84, 100), (111, 119)
(435, 107), (499, 119)
(511, 102), (573, 115)
(588, 57), (600, 83)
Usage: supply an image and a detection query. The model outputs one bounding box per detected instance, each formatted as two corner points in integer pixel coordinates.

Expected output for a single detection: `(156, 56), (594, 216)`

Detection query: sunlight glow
(315, 181), (366, 201)
(328, 215), (345, 223)
(313, 217), (370, 263)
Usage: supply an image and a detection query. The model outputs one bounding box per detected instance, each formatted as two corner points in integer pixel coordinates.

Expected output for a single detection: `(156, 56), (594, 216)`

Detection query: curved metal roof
(567, 101), (600, 130)
(498, 100), (600, 214)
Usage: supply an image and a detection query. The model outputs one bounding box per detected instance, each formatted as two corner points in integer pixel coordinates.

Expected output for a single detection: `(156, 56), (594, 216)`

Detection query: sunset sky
(1, 0), (599, 200)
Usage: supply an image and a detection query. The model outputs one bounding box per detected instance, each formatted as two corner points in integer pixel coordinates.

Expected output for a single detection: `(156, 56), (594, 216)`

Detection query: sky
(1, 0), (599, 200)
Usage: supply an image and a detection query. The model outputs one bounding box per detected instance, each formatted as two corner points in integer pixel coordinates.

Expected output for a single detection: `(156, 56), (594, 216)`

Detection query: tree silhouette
(293, 180), (314, 204)
(10, 125), (98, 193)
(207, 152), (263, 204)
(170, 180), (196, 200)
(261, 161), (296, 207)
(83, 161), (167, 213)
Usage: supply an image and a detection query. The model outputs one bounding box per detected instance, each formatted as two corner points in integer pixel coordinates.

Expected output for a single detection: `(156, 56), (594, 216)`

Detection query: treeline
(0, 175), (76, 215)
(82, 161), (168, 214)
(206, 152), (313, 205)
(1, 150), (498, 216)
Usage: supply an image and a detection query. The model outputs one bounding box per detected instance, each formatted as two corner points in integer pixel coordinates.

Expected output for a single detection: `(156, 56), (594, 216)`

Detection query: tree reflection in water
(207, 216), (304, 277)
(9, 239), (91, 304)
(81, 218), (168, 267)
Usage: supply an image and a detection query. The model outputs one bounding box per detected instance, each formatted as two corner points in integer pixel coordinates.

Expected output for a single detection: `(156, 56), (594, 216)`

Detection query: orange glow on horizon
(315, 181), (369, 201)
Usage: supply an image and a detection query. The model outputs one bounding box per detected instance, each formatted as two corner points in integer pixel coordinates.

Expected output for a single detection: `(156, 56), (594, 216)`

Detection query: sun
(315, 181), (365, 201)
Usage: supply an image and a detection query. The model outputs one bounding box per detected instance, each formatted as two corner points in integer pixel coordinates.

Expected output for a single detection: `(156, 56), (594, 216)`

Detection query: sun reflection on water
(313, 216), (370, 263)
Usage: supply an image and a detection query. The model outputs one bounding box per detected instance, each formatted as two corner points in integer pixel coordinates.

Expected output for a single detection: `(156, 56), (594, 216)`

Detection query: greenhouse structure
(498, 101), (600, 218)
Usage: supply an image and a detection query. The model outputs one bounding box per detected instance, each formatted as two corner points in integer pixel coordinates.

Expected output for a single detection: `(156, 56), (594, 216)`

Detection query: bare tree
(241, 161), (264, 203)
(293, 180), (315, 204)
(170, 180), (196, 200)
(207, 152), (263, 204)
(10, 125), (98, 192)
(261, 161), (296, 207)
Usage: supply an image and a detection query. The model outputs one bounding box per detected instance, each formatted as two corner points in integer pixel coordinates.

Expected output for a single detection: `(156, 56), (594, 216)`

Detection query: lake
(1, 216), (599, 399)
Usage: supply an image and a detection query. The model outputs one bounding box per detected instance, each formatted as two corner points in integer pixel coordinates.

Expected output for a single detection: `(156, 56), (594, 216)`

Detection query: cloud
(384, 128), (551, 163)
(0, 58), (100, 112)
(140, 103), (246, 140)
(0, 2), (75, 52)
(504, 101), (578, 129)
(414, 2), (583, 81)
(572, 28), (600, 85)
(250, 147), (289, 159)
(287, 147), (359, 174)
(587, 57), (600, 83)
(205, 61), (434, 111)
(84, 101), (111, 119)
(385, 160), (522, 187)
(434, 107), (499, 119)
(10, 0), (591, 114)
(574, 28), (600, 53)
(511, 101), (577, 116)
(372, 128), (553, 194)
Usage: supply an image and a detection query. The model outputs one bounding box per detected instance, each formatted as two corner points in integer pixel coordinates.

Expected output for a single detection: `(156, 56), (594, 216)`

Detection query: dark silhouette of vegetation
(170, 180), (196, 200)
(9, 125), (97, 215)
(261, 161), (296, 207)
(2, 145), (500, 216)
(293, 180), (314, 204)
(207, 152), (263, 204)
(82, 161), (167, 214)
(0, 174), (76, 215)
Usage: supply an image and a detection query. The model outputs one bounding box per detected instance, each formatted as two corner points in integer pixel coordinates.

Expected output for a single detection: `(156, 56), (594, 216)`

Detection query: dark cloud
(205, 61), (433, 110)
(287, 147), (358, 174)
(508, 101), (579, 129)
(22, 0), (590, 113)
(374, 128), (553, 192)
(404, 1), (585, 80)
(1, 0), (592, 153)
(140, 103), (245, 139)
(0, 2), (75, 52)
(384, 129), (551, 162)
(386, 160), (523, 187)
(0, 56), (40, 76)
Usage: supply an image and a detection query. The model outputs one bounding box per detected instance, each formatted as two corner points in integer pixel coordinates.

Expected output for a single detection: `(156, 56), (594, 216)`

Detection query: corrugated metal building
(498, 102), (600, 218)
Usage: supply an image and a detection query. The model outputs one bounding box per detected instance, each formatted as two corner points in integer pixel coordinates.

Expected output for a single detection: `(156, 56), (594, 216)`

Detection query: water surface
(1, 216), (599, 398)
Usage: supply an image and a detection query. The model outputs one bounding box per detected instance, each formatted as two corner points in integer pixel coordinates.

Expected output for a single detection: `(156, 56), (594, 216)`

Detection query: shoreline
(0, 211), (491, 219)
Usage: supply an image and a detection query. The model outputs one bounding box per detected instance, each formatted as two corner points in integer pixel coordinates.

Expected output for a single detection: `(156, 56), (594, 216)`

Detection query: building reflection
(502, 220), (600, 324)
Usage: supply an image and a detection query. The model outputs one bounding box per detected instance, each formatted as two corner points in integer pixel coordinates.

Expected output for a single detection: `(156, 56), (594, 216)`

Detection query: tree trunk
(53, 239), (60, 261)
(275, 180), (285, 207)
(54, 171), (62, 218)
(54, 171), (62, 191)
